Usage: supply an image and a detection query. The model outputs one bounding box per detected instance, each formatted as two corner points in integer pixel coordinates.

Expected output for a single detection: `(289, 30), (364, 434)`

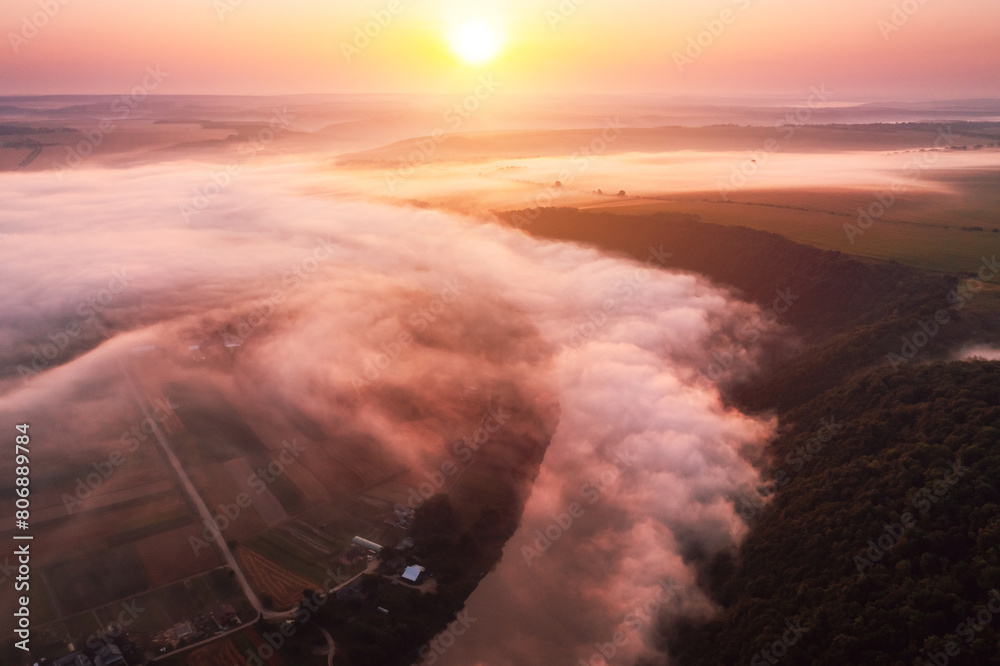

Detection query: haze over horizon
(3, 0), (1000, 99)
(3, 2), (1000, 666)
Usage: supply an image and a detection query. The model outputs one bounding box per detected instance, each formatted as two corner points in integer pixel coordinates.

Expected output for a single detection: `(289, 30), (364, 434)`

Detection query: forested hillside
(663, 361), (1000, 666)
(501, 207), (1000, 665)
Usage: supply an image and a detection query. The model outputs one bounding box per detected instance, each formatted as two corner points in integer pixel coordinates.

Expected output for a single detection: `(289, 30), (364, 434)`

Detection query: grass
(105, 512), (193, 548)
(188, 574), (220, 609)
(32, 575), (59, 625)
(44, 546), (150, 616)
(61, 610), (101, 644)
(31, 621), (72, 658)
(156, 580), (206, 624)
(205, 567), (244, 602)
(583, 187), (1000, 274)
(362, 480), (417, 506)
(244, 531), (330, 586)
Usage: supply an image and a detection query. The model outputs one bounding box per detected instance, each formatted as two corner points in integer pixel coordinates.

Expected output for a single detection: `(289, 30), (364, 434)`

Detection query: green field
(583, 180), (1000, 274)
(244, 531), (331, 585)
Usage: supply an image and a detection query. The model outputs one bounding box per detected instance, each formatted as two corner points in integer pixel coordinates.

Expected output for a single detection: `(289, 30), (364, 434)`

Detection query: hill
(663, 361), (1000, 666)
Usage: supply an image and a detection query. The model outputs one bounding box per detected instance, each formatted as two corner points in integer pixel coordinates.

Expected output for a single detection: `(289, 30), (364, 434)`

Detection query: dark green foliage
(315, 496), (524, 665)
(669, 362), (1000, 666)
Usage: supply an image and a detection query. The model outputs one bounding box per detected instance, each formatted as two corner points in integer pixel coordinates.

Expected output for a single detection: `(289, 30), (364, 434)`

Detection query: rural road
(121, 361), (298, 623)
(320, 628), (336, 666)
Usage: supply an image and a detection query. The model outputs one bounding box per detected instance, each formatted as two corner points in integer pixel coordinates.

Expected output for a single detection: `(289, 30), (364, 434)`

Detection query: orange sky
(2, 0), (999, 98)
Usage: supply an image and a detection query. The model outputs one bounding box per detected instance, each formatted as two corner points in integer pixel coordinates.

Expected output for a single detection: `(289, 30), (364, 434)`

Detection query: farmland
(582, 180), (1000, 274)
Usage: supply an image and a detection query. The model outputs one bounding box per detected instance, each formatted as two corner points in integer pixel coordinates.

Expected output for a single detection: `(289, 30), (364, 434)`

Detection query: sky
(2, 0), (999, 99)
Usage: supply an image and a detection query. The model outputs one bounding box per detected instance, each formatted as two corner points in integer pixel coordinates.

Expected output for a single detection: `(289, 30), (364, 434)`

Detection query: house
(351, 536), (383, 553)
(94, 644), (126, 666)
(53, 653), (92, 666)
(212, 604), (238, 629)
(339, 546), (366, 566)
(174, 623), (195, 641)
(401, 565), (425, 583)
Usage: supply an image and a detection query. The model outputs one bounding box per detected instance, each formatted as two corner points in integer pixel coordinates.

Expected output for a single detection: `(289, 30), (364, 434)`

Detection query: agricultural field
(32, 566), (255, 663)
(581, 173), (1000, 274)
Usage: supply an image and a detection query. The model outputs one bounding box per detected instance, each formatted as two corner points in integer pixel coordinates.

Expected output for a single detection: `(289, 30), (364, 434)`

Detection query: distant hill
(339, 122), (1000, 164)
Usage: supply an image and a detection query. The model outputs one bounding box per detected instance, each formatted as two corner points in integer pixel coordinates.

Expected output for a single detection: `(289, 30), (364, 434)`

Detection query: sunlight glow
(448, 19), (503, 66)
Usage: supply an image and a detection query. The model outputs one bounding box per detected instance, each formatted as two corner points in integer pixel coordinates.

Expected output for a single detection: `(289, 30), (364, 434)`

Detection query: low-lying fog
(3, 94), (1000, 663)
(1, 155), (782, 664)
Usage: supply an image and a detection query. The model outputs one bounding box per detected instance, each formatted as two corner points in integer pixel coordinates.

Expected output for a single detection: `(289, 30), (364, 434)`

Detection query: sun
(448, 19), (503, 66)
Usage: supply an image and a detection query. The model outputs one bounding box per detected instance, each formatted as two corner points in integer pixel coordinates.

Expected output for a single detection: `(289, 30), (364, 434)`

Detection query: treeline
(663, 361), (1000, 665)
(288, 494), (520, 666)
(497, 207), (1000, 665)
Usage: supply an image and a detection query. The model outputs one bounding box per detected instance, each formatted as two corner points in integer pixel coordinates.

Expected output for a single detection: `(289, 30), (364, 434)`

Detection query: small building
(339, 546), (366, 566)
(396, 536), (415, 550)
(212, 604), (238, 629)
(53, 653), (92, 666)
(401, 565), (425, 583)
(94, 644), (126, 666)
(335, 580), (368, 603)
(174, 623), (195, 641)
(351, 536), (383, 554)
